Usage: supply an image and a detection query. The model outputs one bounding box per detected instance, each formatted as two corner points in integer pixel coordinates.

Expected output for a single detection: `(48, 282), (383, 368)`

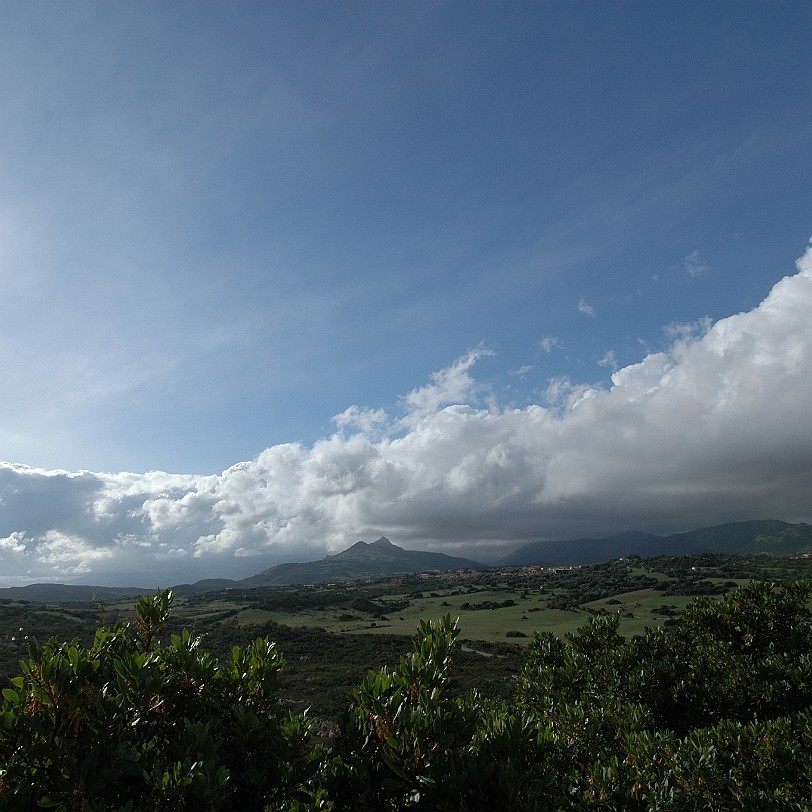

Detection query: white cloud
(399, 346), (494, 423)
(578, 298), (595, 316)
(543, 375), (592, 410)
(36, 530), (114, 576)
(509, 365), (533, 378)
(684, 249), (711, 277)
(598, 350), (619, 370)
(0, 532), (27, 554)
(333, 405), (388, 435)
(539, 335), (562, 353)
(1, 242), (811, 584)
(664, 316), (713, 341)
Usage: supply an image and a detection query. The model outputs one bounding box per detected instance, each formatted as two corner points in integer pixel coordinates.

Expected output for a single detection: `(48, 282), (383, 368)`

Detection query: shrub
(2, 580), (810, 810)
(0, 590), (312, 811)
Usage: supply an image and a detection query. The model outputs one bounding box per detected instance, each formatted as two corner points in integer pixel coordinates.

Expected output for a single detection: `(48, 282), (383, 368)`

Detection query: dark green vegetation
(502, 519), (812, 565)
(2, 570), (812, 810)
(0, 591), (312, 810)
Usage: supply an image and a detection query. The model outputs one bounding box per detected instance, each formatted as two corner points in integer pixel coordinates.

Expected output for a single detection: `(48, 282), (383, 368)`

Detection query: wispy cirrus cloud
(509, 364), (534, 378)
(683, 249), (711, 277)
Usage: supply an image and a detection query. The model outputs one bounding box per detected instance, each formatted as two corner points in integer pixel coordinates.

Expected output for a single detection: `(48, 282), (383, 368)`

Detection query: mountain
(4, 522), (810, 602)
(240, 537), (485, 586)
(501, 520), (812, 566)
(0, 538), (482, 601)
(500, 530), (665, 566)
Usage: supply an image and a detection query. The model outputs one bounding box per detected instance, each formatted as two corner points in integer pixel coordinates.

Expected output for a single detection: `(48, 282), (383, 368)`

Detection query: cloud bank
(2, 244), (812, 586)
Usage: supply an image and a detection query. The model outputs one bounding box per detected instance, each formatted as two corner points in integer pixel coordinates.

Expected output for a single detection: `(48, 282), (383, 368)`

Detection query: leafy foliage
(0, 590), (312, 811)
(2, 579), (811, 810)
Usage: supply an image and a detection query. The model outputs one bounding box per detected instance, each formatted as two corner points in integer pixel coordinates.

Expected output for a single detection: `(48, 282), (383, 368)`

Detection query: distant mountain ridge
(3, 521), (811, 602)
(240, 536), (485, 587)
(501, 520), (812, 565)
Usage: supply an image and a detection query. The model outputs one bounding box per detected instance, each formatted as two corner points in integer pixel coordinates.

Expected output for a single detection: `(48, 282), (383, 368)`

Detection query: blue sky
(1, 2), (811, 585)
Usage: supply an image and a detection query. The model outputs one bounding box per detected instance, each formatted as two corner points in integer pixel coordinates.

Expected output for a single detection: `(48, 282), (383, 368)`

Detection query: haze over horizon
(1, 3), (810, 586)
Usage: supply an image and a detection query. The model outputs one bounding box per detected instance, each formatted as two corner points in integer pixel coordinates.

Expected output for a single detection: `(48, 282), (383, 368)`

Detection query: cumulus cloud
(399, 346), (493, 422)
(664, 316), (713, 341)
(0, 532), (27, 554)
(36, 530), (113, 576)
(1, 243), (812, 585)
(333, 405), (388, 435)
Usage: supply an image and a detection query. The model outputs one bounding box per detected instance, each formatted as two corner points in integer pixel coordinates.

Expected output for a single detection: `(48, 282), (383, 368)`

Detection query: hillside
(502, 520), (812, 565)
(0, 583), (155, 602)
(241, 536), (484, 586)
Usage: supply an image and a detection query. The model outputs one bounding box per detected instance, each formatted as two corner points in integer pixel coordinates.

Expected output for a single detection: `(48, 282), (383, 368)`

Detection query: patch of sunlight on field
(234, 607), (278, 625)
(582, 588), (663, 606)
(629, 567), (669, 581)
(581, 590), (704, 637)
(341, 591), (595, 643)
(212, 579), (770, 643)
(217, 587), (596, 643)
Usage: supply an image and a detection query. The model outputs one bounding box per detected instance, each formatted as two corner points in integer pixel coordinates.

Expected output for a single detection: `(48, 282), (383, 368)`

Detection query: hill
(501, 520), (812, 565)
(241, 536), (485, 586)
(0, 583), (156, 602)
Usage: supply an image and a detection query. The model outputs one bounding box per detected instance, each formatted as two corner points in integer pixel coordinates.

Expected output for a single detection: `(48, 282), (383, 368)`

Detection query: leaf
(2, 688), (19, 703)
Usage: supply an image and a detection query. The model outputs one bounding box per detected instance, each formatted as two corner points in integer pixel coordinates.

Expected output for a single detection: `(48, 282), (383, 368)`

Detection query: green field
(3, 552), (812, 719)
(214, 585), (661, 643)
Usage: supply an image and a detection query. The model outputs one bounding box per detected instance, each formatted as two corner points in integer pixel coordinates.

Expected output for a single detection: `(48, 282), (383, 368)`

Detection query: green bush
(0, 590), (313, 811)
(327, 615), (479, 810)
(2, 580), (810, 810)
